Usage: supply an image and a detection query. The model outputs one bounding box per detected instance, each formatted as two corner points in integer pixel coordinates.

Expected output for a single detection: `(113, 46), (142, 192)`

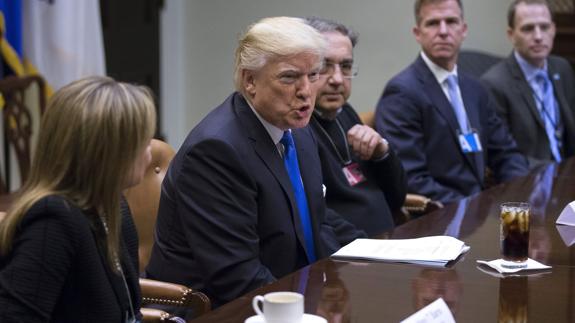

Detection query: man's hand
(347, 124), (389, 160)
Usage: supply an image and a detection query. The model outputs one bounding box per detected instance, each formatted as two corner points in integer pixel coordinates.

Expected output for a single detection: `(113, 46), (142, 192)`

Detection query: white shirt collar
(420, 51), (458, 84)
(244, 97), (285, 146)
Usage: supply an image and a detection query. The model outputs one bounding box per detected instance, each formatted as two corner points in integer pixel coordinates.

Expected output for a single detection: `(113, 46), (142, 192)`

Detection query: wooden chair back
(0, 75), (46, 193)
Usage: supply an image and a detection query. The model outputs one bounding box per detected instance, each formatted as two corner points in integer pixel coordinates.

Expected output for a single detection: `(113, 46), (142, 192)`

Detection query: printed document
(331, 236), (469, 266)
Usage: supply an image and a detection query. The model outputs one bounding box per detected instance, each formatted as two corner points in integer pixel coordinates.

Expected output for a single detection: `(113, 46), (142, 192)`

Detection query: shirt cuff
(372, 138), (390, 161)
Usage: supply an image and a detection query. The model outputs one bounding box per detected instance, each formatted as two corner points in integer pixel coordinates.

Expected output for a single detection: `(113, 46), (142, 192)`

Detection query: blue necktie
(534, 72), (562, 162)
(446, 75), (470, 134)
(281, 131), (317, 263)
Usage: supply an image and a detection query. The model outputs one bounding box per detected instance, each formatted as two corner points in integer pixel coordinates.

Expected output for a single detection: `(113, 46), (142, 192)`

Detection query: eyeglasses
(319, 61), (358, 79)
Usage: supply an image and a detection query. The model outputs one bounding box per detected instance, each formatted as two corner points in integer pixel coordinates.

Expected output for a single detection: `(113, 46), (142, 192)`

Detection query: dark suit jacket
(146, 92), (362, 307)
(481, 54), (575, 169)
(375, 56), (528, 204)
(311, 103), (406, 236)
(0, 195), (141, 322)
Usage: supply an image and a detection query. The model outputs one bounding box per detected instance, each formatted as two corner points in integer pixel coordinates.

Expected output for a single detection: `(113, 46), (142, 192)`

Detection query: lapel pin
(553, 73), (560, 80)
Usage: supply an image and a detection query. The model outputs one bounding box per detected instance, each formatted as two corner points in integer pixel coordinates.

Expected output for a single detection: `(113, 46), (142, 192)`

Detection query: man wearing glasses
(306, 17), (406, 237)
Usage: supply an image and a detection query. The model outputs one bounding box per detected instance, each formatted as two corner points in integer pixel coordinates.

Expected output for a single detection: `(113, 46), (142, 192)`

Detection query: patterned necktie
(280, 131), (316, 263)
(445, 74), (470, 134)
(535, 71), (562, 162)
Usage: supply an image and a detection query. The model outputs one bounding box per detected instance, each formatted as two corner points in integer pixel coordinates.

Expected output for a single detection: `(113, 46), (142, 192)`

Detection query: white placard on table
(556, 225), (575, 246)
(400, 298), (456, 323)
(556, 201), (575, 226)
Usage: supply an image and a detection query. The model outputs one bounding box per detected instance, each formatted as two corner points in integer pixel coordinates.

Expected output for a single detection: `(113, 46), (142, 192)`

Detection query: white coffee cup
(252, 291), (304, 323)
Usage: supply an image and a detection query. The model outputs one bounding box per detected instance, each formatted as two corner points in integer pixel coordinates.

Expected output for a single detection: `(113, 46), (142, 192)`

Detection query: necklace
(99, 215), (123, 272)
(99, 214), (136, 322)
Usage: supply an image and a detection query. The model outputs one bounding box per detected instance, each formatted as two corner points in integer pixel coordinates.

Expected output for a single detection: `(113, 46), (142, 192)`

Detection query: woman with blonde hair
(0, 76), (156, 322)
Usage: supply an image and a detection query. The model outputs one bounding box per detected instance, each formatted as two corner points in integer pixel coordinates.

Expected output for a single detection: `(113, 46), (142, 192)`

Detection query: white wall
(161, 0), (513, 148)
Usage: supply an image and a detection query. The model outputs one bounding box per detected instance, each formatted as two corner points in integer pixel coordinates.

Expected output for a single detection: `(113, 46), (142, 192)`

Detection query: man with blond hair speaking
(147, 17), (363, 308)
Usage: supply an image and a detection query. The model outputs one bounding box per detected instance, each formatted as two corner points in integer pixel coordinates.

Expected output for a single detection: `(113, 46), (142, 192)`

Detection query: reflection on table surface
(314, 261), (350, 323)
(498, 276), (528, 323)
(412, 268), (462, 317)
(191, 160), (575, 323)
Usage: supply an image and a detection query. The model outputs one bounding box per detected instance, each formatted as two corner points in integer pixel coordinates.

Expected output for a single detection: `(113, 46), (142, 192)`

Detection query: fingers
(347, 124), (388, 160)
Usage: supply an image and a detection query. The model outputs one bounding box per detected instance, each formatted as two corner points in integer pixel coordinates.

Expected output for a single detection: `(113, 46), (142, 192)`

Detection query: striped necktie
(445, 74), (470, 134)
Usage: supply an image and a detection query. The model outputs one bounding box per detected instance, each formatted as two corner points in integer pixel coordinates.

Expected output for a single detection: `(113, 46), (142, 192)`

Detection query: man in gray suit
(482, 0), (575, 169)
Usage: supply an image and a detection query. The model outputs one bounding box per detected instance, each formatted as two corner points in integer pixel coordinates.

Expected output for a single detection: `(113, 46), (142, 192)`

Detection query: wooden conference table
(191, 159), (575, 323)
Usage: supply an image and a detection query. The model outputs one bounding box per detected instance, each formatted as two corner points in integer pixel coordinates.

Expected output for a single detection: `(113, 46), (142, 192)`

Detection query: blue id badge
(458, 130), (482, 153)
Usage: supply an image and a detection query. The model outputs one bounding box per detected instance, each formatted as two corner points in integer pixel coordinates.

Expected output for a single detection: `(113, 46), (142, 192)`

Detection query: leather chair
(124, 139), (176, 272)
(124, 139), (211, 322)
(139, 278), (211, 320)
(457, 49), (502, 79)
(358, 111), (443, 222)
(0, 75), (46, 193)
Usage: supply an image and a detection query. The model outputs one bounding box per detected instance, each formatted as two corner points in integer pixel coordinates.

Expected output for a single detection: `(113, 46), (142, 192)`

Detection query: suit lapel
(414, 58), (481, 180)
(415, 59), (461, 132)
(233, 94), (310, 258)
(508, 55), (546, 130)
(549, 61), (575, 146)
(550, 67), (570, 117)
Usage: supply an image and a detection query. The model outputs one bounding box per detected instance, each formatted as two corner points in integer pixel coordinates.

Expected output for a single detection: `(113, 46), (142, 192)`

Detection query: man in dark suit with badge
(481, 0), (575, 169)
(375, 0), (529, 204)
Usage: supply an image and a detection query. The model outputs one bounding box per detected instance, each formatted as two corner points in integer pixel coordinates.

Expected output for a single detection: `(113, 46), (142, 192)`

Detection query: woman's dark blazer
(0, 195), (141, 322)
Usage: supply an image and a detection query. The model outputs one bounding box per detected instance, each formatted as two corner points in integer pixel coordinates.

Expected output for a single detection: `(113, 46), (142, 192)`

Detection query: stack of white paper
(331, 236), (470, 266)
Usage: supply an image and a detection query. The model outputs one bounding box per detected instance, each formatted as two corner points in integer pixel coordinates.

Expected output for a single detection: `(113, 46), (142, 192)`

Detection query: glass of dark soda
(500, 202), (530, 268)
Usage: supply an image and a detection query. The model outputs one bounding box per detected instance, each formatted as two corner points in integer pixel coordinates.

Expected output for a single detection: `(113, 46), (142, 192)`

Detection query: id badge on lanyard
(342, 162), (367, 186)
(458, 129), (482, 153)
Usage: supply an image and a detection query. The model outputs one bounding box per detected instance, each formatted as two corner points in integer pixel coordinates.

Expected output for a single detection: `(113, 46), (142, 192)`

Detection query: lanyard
(531, 84), (561, 141)
(533, 90), (559, 131)
(312, 115), (352, 165)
